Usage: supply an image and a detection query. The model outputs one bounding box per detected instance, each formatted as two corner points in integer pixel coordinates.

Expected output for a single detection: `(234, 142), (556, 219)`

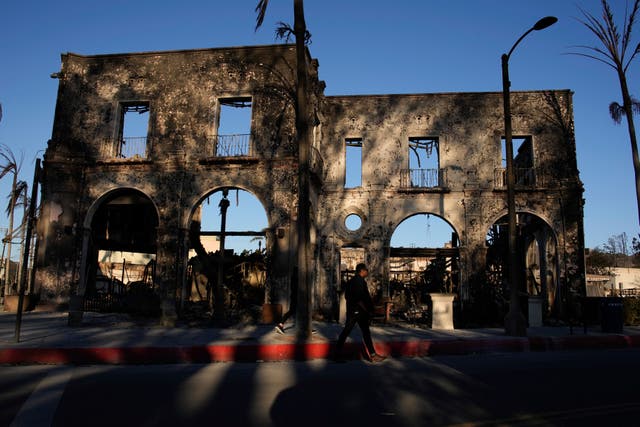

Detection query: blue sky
(1, 0), (639, 253)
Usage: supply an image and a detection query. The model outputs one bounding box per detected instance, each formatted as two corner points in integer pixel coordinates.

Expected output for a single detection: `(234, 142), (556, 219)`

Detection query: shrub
(623, 297), (640, 325)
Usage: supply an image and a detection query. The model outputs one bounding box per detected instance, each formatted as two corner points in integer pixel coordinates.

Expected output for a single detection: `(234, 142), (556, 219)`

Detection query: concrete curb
(2, 334), (639, 365)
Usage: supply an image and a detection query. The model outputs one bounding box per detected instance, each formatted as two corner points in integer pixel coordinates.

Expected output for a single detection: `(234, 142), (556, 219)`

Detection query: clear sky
(1, 0), (639, 254)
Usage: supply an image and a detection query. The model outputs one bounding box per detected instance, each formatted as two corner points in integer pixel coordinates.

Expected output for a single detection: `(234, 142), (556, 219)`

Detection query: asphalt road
(2, 349), (639, 427)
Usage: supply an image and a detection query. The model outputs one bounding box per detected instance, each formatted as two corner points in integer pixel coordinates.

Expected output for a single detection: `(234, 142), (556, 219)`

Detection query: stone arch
(77, 187), (160, 315)
(482, 211), (560, 325)
(386, 213), (460, 321)
(183, 186), (272, 322)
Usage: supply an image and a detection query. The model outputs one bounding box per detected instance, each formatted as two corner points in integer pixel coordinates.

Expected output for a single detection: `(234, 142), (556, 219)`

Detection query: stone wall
(38, 43), (584, 324)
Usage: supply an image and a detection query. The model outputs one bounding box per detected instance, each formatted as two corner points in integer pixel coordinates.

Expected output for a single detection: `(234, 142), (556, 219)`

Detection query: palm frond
(12, 181), (28, 208)
(577, 5), (621, 64)
(566, 47), (617, 70)
(609, 97), (640, 123)
(275, 22), (295, 42)
(622, 0), (640, 55)
(624, 41), (640, 72)
(274, 21), (311, 45)
(610, 101), (625, 123)
(0, 144), (20, 177)
(602, 0), (620, 52)
(5, 181), (26, 215)
(255, 0), (270, 31)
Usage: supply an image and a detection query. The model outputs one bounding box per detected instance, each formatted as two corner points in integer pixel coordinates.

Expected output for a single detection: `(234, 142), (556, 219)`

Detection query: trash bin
(600, 297), (623, 333)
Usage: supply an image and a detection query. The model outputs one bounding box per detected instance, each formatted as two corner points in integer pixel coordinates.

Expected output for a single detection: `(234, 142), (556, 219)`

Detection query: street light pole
(502, 16), (557, 337)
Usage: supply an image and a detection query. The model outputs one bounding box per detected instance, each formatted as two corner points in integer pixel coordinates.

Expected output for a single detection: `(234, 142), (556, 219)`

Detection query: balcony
(400, 168), (447, 189)
(99, 136), (149, 161)
(213, 134), (252, 157)
(494, 167), (538, 189)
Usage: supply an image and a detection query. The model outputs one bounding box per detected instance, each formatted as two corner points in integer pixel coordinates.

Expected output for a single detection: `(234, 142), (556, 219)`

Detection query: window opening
(215, 98), (252, 156)
(117, 103), (149, 159)
(500, 136), (534, 186)
(345, 138), (362, 188)
(408, 137), (439, 187)
(345, 213), (362, 231)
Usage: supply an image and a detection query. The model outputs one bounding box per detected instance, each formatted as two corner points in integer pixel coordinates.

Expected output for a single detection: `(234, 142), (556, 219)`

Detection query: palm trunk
(619, 70), (640, 226)
(3, 172), (17, 297)
(16, 194), (28, 296)
(293, 0), (312, 339)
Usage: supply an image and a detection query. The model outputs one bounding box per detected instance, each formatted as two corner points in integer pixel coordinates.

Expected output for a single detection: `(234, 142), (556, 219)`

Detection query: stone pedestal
(528, 295), (543, 327)
(430, 293), (455, 330)
(339, 291), (346, 324)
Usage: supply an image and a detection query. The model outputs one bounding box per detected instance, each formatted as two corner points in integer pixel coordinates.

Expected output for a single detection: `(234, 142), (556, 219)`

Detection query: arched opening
(389, 213), (460, 323)
(85, 189), (159, 316)
(482, 212), (559, 326)
(187, 187), (269, 323)
(337, 245), (365, 323)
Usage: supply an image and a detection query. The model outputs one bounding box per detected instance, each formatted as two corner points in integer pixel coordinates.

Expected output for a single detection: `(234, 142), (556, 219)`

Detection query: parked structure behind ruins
(37, 43), (585, 326)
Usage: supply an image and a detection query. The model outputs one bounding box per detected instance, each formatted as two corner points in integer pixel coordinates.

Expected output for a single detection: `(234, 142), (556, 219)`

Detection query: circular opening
(345, 213), (362, 231)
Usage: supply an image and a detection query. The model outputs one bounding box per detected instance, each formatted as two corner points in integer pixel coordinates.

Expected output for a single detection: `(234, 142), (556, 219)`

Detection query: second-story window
(345, 138), (362, 188)
(115, 102), (149, 159)
(215, 97), (252, 157)
(498, 136), (535, 187)
(407, 137), (440, 187)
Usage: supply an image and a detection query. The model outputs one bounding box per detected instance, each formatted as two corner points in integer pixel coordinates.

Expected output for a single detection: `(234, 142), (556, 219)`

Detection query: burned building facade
(38, 44), (585, 325)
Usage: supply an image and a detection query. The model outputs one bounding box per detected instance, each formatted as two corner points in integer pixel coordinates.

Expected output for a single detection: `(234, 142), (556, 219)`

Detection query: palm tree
(574, 0), (640, 225)
(0, 144), (21, 297)
(12, 181), (29, 296)
(255, 0), (314, 338)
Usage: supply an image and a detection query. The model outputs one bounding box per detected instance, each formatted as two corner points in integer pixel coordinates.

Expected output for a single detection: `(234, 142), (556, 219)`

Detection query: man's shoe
(275, 324), (285, 334)
(370, 353), (387, 363)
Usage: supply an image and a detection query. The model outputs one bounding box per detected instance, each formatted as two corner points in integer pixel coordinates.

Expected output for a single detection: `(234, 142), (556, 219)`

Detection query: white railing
(400, 168), (445, 188)
(119, 137), (148, 159)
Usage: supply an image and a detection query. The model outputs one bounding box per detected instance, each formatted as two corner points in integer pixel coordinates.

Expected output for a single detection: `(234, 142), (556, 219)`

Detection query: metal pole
(502, 55), (527, 336)
(214, 189), (230, 323)
(14, 159), (40, 342)
(501, 16), (557, 337)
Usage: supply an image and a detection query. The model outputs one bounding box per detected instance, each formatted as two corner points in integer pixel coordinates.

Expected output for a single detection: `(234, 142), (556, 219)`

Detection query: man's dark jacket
(345, 274), (374, 315)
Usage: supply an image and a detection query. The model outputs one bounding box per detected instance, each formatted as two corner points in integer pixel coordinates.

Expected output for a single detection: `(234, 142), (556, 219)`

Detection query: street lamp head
(533, 16), (558, 31)
(506, 16), (558, 60)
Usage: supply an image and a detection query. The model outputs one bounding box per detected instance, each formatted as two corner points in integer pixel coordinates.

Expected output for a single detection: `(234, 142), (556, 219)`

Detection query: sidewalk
(1, 310), (639, 365)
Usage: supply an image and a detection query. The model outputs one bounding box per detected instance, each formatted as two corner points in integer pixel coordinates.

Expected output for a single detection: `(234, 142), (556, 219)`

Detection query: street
(1, 349), (639, 427)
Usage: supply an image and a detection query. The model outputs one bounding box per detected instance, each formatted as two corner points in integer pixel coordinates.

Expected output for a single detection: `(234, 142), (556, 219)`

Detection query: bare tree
(603, 232), (631, 266)
(574, 0), (640, 225)
(255, 0), (314, 338)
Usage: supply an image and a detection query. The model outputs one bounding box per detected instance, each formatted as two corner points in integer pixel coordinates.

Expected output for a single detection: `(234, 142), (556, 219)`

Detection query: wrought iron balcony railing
(100, 136), (148, 160)
(494, 167), (538, 189)
(213, 134), (252, 157)
(400, 168), (446, 188)
(118, 136), (148, 159)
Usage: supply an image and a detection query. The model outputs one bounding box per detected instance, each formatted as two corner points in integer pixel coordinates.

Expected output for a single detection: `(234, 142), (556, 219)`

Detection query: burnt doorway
(389, 214), (460, 323)
(187, 187), (269, 324)
(87, 190), (159, 315)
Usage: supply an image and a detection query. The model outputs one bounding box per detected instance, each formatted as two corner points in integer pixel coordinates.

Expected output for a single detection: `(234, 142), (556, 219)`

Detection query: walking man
(335, 263), (386, 362)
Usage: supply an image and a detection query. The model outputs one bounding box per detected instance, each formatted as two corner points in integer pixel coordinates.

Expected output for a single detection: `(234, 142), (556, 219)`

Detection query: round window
(345, 213), (362, 231)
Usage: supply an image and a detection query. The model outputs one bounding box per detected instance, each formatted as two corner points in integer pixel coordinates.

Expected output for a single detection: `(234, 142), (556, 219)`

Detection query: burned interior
(36, 44), (585, 327)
